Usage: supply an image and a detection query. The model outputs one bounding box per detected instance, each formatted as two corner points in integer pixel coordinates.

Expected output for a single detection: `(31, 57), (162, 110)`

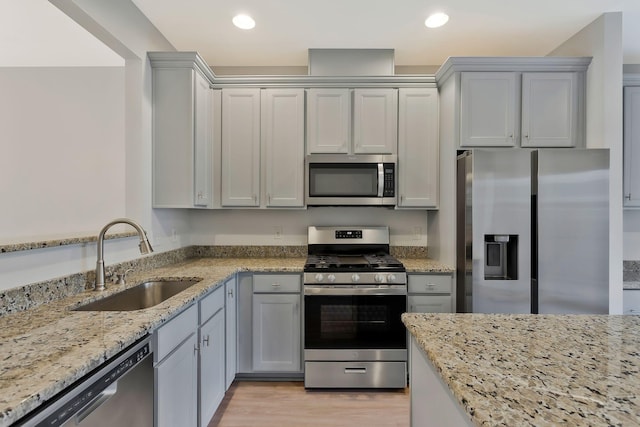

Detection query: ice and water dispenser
(484, 235), (518, 280)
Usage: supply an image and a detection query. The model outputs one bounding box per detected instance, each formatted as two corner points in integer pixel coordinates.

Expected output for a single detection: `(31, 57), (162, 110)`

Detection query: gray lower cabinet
(624, 289), (640, 315)
(410, 337), (473, 427)
(407, 274), (454, 313)
(252, 293), (301, 372)
(198, 287), (226, 427)
(237, 273), (303, 375)
(154, 285), (229, 427)
(154, 305), (198, 427)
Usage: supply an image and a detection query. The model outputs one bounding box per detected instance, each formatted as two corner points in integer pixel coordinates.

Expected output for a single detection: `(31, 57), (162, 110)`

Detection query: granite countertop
(403, 313), (640, 427)
(0, 255), (450, 426)
(0, 257), (305, 427)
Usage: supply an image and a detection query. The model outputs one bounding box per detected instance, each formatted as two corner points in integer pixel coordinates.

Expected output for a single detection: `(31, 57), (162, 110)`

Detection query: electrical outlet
(274, 226), (283, 240)
(412, 226), (422, 241)
(171, 229), (178, 242)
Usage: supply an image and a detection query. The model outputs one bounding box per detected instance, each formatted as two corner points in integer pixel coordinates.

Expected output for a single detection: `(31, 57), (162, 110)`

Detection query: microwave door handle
(377, 163), (384, 197)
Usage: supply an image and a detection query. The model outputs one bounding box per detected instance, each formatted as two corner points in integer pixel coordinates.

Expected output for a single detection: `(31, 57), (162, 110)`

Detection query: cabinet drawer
(408, 295), (452, 313)
(200, 285), (225, 324)
(408, 274), (452, 294)
(154, 304), (197, 364)
(623, 290), (640, 315)
(253, 274), (301, 293)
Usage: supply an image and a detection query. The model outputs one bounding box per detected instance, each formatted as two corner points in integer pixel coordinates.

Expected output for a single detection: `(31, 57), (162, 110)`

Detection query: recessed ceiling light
(232, 14), (255, 30)
(425, 12), (449, 29)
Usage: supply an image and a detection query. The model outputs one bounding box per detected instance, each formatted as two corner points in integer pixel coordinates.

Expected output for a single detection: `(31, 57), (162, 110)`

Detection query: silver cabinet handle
(228, 288), (234, 297)
(271, 283), (281, 288)
(194, 344), (200, 354)
(203, 335), (210, 346)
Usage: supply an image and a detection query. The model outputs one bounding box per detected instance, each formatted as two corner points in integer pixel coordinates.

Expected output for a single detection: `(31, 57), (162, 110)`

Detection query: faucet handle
(115, 268), (134, 285)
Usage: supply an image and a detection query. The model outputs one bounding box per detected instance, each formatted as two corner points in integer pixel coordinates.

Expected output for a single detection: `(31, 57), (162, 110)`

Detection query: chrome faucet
(95, 218), (154, 291)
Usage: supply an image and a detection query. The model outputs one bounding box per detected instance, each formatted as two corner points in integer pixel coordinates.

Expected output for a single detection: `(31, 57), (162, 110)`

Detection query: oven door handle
(304, 286), (407, 296)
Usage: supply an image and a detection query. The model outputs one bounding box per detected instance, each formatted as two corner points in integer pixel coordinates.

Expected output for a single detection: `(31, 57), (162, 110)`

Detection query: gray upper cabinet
(443, 57), (590, 150)
(221, 88), (261, 207)
(352, 88), (398, 154)
(460, 72), (518, 147)
(306, 88), (351, 154)
(460, 71), (581, 148)
(261, 88), (305, 207)
(150, 52), (215, 208)
(520, 72), (579, 148)
(624, 85), (640, 207)
(306, 88), (398, 155)
(397, 88), (439, 208)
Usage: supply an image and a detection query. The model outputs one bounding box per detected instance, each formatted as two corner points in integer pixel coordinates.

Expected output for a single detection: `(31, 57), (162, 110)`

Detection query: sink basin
(74, 279), (199, 311)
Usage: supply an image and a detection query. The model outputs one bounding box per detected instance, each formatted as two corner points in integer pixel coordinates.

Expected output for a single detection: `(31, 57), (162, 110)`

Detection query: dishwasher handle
(74, 383), (118, 424)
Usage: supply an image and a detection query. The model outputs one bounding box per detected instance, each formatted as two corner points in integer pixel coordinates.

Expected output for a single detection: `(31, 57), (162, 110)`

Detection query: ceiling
(1, 0), (639, 68)
(130, 0), (640, 68)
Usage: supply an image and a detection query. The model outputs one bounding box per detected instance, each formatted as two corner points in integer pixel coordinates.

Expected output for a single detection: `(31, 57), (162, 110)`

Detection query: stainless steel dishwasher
(18, 336), (153, 427)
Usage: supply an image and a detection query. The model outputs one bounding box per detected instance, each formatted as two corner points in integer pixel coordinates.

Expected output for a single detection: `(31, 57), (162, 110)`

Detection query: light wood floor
(208, 381), (409, 427)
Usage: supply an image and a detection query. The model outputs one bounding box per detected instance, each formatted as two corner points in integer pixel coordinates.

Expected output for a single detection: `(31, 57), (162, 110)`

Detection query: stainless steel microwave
(305, 154), (397, 206)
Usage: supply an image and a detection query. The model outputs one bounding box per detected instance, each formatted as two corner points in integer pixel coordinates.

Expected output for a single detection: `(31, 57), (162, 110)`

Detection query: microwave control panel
(383, 163), (395, 197)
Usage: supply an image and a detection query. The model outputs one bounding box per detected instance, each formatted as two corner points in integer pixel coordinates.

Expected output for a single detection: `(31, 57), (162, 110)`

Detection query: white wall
(548, 12), (624, 313)
(0, 0), (182, 292)
(189, 209), (428, 247)
(0, 67), (125, 239)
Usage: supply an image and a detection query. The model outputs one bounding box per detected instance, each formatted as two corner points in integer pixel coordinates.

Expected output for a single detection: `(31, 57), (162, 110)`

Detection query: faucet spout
(95, 218), (154, 291)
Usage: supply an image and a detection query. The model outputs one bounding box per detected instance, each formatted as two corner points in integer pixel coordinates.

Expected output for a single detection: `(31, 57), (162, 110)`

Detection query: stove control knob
(388, 274), (397, 283)
(374, 274), (384, 283)
(327, 274), (336, 283)
(351, 273), (360, 282)
(314, 274), (324, 282)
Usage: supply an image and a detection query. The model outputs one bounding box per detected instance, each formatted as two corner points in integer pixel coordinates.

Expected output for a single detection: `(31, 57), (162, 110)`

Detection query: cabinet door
(459, 72), (518, 147)
(193, 71), (213, 207)
(156, 333), (198, 427)
(306, 88), (350, 153)
(398, 88), (439, 208)
(521, 72), (578, 148)
(152, 67), (196, 208)
(199, 311), (225, 427)
(353, 88), (398, 154)
(262, 89), (305, 207)
(252, 293), (301, 372)
(225, 277), (237, 389)
(408, 295), (452, 313)
(221, 88), (261, 206)
(624, 86), (640, 207)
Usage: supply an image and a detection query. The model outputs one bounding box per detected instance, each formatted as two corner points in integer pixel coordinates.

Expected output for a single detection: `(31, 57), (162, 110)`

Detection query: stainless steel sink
(74, 279), (199, 311)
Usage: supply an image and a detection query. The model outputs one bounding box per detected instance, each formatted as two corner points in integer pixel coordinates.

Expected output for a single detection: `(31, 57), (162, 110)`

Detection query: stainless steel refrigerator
(456, 149), (609, 314)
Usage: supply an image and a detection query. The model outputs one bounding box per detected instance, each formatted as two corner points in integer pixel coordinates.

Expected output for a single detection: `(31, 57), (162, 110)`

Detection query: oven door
(304, 287), (407, 356)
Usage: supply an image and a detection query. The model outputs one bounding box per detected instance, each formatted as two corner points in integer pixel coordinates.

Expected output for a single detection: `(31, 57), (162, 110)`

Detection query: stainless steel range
(303, 226), (407, 389)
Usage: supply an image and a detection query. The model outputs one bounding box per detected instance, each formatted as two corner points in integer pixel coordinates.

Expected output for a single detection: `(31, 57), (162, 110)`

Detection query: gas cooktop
(304, 226), (407, 285)
(304, 254), (405, 273)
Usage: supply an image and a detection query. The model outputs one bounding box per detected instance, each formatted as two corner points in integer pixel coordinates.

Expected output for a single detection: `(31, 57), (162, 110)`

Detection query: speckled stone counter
(399, 258), (454, 273)
(0, 254), (450, 426)
(0, 257), (305, 427)
(403, 313), (640, 427)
